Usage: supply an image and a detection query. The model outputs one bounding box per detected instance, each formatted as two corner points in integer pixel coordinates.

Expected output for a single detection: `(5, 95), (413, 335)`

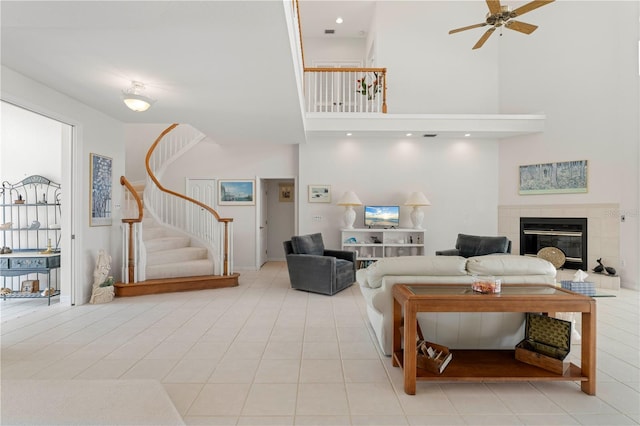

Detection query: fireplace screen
(520, 218), (587, 270)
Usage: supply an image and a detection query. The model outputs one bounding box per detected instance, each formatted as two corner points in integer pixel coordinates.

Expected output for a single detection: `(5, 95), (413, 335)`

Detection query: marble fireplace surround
(498, 203), (620, 289)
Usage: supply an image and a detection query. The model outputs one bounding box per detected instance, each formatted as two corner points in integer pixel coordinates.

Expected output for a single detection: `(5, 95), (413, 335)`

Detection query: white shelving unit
(341, 228), (425, 267)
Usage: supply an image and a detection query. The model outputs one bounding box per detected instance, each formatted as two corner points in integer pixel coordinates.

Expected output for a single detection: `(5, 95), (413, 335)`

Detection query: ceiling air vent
(324, 29), (335, 34)
(423, 133), (438, 138)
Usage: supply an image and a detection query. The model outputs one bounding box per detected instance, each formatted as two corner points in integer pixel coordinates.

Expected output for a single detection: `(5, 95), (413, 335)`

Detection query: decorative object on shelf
(404, 191), (432, 229)
(593, 257), (616, 276)
(20, 279), (39, 293)
(537, 246), (566, 269)
(308, 184), (331, 203)
(41, 287), (55, 297)
(519, 160), (588, 195)
(218, 179), (255, 205)
(28, 220), (41, 230)
(0, 288), (11, 295)
(90, 153), (113, 226)
(337, 191), (363, 229)
(122, 80), (156, 112)
(14, 195), (24, 204)
(0, 222), (11, 230)
(1, 246), (12, 254)
(41, 238), (54, 254)
(89, 249), (115, 304)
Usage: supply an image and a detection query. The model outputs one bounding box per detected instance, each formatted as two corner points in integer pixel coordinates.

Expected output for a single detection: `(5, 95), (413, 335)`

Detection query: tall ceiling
(1, 1), (319, 145)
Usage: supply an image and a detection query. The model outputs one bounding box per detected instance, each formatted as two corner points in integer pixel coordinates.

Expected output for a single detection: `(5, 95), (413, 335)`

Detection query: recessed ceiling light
(464, 133), (471, 137)
(346, 133), (352, 136)
(406, 133), (413, 137)
(336, 17), (343, 24)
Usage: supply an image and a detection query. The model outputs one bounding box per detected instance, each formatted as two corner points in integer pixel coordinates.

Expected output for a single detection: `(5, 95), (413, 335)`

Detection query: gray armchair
(283, 233), (356, 295)
(436, 233), (512, 257)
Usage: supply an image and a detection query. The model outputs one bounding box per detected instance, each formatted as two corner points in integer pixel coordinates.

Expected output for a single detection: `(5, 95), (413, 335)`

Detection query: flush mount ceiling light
(335, 16), (343, 24)
(122, 81), (156, 112)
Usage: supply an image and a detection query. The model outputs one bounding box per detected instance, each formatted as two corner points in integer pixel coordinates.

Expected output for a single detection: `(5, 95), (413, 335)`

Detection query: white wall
(303, 38), (367, 66)
(1, 102), (62, 183)
(157, 139), (299, 270)
(374, 1), (500, 114)
(2, 66), (125, 304)
(298, 137), (500, 254)
(497, 1), (640, 289)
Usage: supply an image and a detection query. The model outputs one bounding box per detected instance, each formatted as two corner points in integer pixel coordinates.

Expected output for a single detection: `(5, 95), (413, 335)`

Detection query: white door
(258, 180), (268, 267)
(313, 61), (361, 112)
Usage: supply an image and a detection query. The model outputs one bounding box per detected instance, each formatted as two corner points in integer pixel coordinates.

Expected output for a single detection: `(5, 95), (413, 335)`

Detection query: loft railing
(304, 68), (387, 113)
(145, 124), (234, 276)
(119, 176), (143, 283)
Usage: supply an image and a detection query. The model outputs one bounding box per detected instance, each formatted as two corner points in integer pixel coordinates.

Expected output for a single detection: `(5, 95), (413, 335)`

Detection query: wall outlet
(312, 215), (322, 222)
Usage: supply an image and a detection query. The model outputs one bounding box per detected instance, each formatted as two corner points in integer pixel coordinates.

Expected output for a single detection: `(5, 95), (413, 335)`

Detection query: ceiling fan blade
(486, 0), (502, 15)
(510, 0), (555, 18)
(473, 27), (496, 49)
(505, 20), (538, 34)
(449, 22), (487, 34)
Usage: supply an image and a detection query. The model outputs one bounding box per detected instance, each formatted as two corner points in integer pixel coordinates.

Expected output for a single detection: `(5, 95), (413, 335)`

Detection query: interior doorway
(0, 101), (76, 305)
(258, 178), (295, 267)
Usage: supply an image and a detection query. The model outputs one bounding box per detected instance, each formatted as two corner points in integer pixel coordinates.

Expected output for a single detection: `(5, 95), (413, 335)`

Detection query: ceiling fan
(449, 0), (554, 50)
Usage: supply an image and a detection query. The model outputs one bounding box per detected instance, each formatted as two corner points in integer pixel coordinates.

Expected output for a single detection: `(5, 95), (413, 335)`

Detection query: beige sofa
(356, 254), (557, 356)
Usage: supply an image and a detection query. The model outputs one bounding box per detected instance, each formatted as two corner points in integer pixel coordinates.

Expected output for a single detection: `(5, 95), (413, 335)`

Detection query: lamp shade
(337, 191), (363, 206)
(404, 191), (431, 206)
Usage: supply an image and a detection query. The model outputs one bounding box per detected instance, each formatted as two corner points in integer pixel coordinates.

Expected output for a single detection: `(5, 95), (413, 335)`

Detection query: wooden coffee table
(392, 284), (596, 395)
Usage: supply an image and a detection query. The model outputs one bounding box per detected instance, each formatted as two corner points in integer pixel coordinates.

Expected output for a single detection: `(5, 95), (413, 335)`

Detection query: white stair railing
(144, 124), (234, 276)
(304, 68), (388, 113)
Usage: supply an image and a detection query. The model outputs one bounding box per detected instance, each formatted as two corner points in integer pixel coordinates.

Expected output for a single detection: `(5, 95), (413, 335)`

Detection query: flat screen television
(364, 205), (400, 228)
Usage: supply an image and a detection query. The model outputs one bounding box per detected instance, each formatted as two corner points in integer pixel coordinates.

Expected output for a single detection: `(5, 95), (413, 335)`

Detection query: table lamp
(337, 191), (363, 229)
(405, 191), (431, 229)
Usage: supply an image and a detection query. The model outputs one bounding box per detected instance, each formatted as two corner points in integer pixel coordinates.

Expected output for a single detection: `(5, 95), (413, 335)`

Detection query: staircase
(115, 124), (238, 297)
(143, 214), (213, 280)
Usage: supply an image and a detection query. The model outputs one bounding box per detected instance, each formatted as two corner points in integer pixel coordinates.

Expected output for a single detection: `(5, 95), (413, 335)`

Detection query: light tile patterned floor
(1, 262), (639, 425)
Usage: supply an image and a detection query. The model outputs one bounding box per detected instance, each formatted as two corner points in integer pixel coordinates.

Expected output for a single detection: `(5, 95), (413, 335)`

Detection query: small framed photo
(21, 279), (39, 293)
(279, 183), (294, 202)
(218, 179), (255, 205)
(308, 184), (331, 203)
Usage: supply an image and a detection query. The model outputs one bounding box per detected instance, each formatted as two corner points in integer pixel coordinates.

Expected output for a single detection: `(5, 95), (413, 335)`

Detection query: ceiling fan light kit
(449, 0), (554, 50)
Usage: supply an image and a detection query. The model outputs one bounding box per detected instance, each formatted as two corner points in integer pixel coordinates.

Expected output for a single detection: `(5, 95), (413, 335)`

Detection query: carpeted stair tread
(145, 236), (190, 252)
(146, 259), (214, 280)
(146, 246), (208, 266)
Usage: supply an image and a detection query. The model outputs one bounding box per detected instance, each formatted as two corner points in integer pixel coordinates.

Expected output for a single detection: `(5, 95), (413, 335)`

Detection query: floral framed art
(218, 179), (255, 205)
(90, 153), (113, 226)
(308, 184), (331, 203)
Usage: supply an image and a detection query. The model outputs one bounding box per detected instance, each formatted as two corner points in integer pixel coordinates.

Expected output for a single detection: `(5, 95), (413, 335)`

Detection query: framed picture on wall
(519, 160), (588, 195)
(90, 153), (113, 226)
(308, 184), (331, 203)
(279, 183), (294, 202)
(218, 179), (255, 205)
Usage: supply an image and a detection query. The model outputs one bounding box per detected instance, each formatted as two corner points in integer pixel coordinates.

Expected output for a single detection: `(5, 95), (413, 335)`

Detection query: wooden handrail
(146, 123), (234, 275)
(294, 0), (305, 68)
(304, 67), (387, 73)
(119, 176), (143, 283)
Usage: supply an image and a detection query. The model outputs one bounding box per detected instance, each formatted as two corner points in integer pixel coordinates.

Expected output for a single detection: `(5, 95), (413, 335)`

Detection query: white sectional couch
(356, 254), (557, 356)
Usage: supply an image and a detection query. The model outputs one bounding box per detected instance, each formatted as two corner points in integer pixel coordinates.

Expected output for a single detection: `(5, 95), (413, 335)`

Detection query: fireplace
(520, 217), (587, 270)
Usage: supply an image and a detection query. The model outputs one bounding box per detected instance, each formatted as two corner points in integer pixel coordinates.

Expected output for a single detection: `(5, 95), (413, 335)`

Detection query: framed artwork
(218, 179), (255, 205)
(20, 279), (39, 293)
(308, 184), (331, 203)
(519, 160), (588, 195)
(90, 153), (113, 226)
(279, 183), (294, 202)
